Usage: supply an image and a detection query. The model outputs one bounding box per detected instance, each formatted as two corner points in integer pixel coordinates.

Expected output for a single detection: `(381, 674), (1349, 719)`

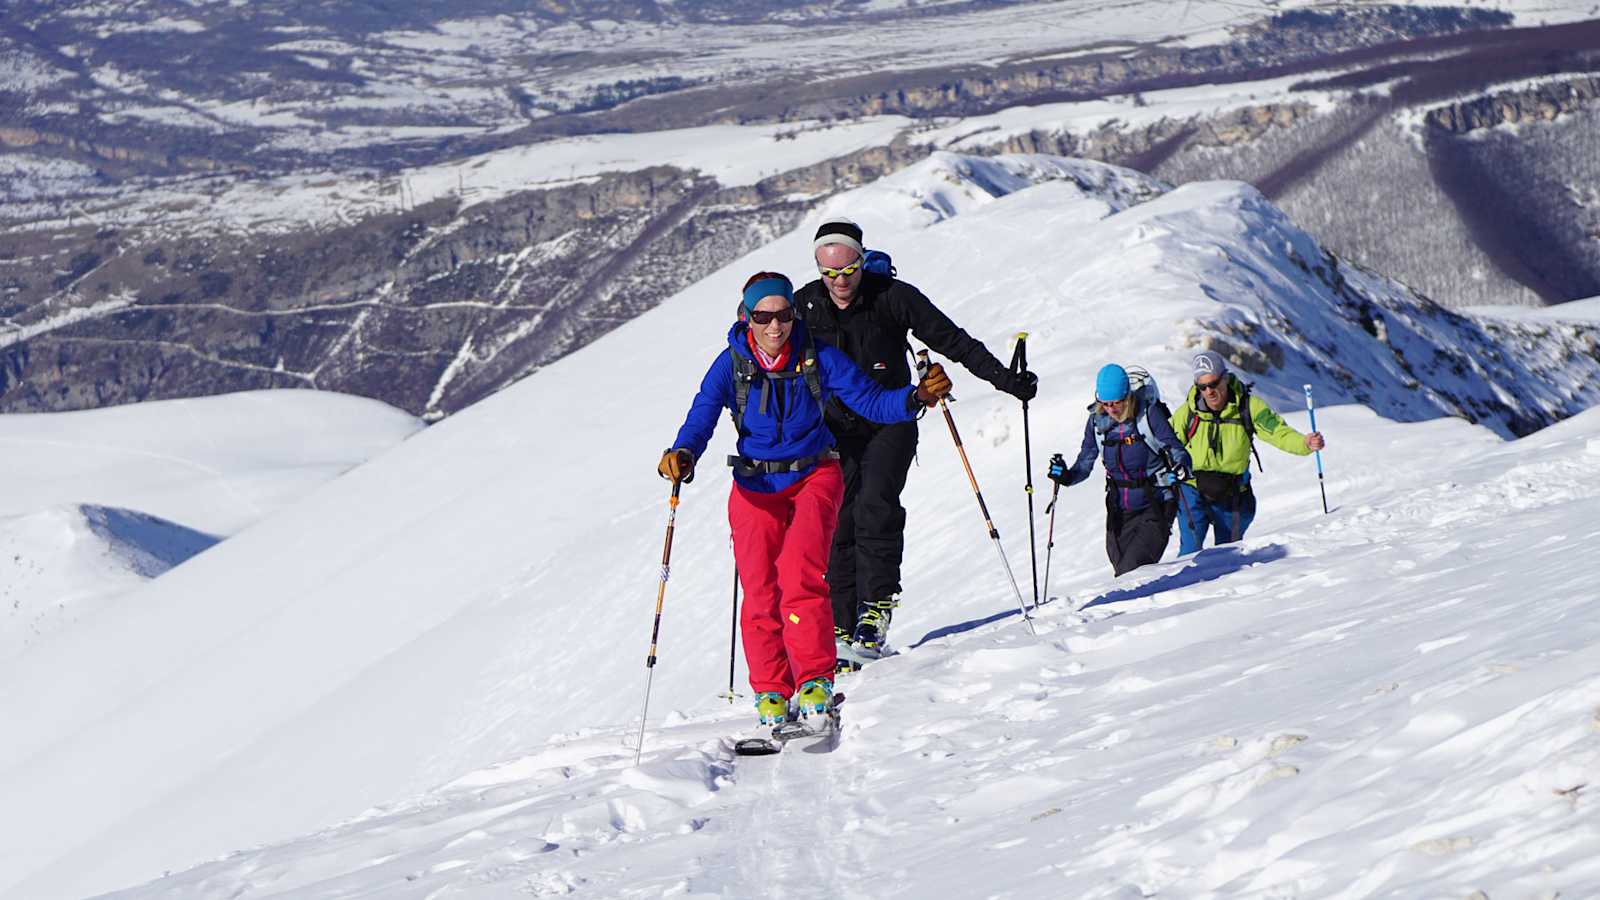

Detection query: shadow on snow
(1078, 543), (1290, 611)
(908, 543), (1289, 648)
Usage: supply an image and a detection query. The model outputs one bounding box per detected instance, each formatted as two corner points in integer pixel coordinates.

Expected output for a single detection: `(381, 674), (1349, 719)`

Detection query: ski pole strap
(726, 449), (839, 478)
(1009, 332), (1029, 374)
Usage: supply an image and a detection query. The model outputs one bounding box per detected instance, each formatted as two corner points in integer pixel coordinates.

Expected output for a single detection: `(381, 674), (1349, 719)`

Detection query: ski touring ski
(834, 641), (878, 673)
(733, 693), (845, 756)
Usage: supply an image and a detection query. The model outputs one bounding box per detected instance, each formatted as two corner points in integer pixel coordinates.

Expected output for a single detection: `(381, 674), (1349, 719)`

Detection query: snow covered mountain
(4, 154), (1599, 899)
(7, 2), (1600, 423)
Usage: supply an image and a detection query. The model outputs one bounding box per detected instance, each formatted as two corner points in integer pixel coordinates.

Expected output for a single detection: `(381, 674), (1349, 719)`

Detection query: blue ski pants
(1176, 483), (1257, 554)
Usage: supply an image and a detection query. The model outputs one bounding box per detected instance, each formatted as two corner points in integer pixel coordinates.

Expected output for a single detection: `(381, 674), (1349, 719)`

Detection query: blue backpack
(863, 249), (895, 277)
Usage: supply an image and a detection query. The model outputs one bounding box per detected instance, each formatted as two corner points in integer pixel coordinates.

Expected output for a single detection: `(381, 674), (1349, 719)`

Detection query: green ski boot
(793, 677), (833, 718)
(852, 595), (899, 659)
(754, 691), (789, 725)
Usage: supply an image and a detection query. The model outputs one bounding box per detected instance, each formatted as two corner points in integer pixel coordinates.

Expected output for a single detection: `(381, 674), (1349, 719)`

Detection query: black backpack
(1182, 378), (1264, 472)
(728, 337), (824, 436)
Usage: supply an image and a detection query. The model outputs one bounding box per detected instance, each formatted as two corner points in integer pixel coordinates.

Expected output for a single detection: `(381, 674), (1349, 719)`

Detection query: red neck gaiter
(746, 329), (791, 372)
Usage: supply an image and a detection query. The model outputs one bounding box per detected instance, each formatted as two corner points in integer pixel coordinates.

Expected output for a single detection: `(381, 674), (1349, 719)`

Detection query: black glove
(1047, 452), (1069, 486)
(1005, 369), (1038, 402)
(1156, 450), (1190, 487)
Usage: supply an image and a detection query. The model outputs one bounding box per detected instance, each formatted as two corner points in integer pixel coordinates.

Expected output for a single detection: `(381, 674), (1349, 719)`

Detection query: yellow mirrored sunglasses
(818, 260), (863, 279)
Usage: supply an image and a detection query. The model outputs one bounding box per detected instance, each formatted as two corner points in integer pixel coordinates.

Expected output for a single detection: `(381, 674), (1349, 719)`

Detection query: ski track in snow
(108, 410), (1600, 898)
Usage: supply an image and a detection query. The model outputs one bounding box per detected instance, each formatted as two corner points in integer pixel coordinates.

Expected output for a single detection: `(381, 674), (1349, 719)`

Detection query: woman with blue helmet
(1047, 363), (1193, 576)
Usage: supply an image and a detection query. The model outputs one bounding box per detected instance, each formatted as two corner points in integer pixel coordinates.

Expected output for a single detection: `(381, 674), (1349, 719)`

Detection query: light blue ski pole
(1303, 384), (1329, 515)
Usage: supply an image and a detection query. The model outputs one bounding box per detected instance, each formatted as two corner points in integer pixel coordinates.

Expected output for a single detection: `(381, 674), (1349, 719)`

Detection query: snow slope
(0, 505), (216, 663)
(108, 407), (1600, 900)
(4, 155), (1597, 898)
(0, 391), (422, 666)
(0, 390), (424, 535)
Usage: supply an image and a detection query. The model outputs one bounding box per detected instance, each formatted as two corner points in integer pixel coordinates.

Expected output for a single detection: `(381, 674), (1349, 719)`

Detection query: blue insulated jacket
(671, 320), (919, 492)
(1059, 402), (1192, 512)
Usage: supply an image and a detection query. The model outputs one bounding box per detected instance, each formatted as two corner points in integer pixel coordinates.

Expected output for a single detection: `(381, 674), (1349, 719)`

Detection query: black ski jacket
(796, 273), (1011, 435)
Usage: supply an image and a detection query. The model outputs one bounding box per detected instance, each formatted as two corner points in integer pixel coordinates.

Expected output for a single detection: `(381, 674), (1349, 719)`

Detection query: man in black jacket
(798, 216), (1038, 665)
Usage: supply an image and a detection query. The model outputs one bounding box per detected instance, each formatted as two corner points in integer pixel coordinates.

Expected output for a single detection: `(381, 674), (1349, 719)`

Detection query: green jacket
(1169, 374), (1311, 475)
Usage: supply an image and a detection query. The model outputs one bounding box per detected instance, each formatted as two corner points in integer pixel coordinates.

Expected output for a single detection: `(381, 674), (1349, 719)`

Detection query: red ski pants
(729, 461), (843, 696)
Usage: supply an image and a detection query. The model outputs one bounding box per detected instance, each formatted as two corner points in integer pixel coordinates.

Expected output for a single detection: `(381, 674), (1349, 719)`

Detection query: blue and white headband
(741, 276), (793, 312)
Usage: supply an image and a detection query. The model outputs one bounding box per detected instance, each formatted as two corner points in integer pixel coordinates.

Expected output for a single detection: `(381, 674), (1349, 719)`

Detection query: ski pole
(1009, 333), (1039, 609)
(635, 478), (682, 765)
(1161, 448), (1198, 554)
(718, 564), (739, 703)
(1303, 384), (1329, 515)
(918, 349), (1037, 636)
(1173, 479), (1197, 545)
(1041, 480), (1061, 605)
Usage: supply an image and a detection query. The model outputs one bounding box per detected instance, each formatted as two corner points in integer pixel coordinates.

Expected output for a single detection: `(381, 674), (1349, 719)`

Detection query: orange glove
(657, 448), (695, 483)
(914, 363), (952, 407)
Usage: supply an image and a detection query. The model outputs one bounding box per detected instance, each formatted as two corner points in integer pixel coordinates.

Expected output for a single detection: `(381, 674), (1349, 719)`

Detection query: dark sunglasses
(749, 306), (796, 325)
(818, 260), (863, 279)
(1196, 376), (1225, 392)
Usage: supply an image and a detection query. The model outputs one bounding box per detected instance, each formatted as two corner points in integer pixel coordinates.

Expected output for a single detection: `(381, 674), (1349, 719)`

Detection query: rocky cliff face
(1424, 75), (1600, 133)
(766, 8), (1510, 123)
(0, 168), (776, 417)
(0, 125), (243, 175)
(976, 103), (1318, 174)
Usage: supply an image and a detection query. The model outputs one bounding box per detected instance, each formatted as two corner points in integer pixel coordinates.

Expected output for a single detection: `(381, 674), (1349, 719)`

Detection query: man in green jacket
(1170, 350), (1325, 553)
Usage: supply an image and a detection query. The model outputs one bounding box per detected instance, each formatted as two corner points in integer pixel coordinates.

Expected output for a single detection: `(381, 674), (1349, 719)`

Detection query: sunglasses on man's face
(818, 260), (863, 279)
(749, 306), (796, 325)
(1196, 377), (1225, 392)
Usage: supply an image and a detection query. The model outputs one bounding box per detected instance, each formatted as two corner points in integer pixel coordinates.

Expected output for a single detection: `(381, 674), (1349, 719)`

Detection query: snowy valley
(7, 1), (1600, 420)
(1, 154), (1597, 899)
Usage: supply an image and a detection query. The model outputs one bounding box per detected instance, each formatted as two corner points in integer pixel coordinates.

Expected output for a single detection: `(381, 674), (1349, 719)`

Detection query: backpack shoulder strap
(729, 347), (757, 435)
(1237, 382), (1257, 438)
(1137, 397), (1177, 476)
(800, 335), (823, 410)
(1237, 381), (1264, 472)
(1182, 394), (1202, 442)
(1136, 398), (1169, 450)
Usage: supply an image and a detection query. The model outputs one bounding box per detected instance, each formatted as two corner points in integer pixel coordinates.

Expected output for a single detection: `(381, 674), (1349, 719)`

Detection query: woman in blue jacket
(658, 272), (951, 726)
(1047, 364), (1192, 576)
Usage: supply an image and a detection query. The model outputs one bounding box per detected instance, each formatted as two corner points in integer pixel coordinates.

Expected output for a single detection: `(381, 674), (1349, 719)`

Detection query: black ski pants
(828, 420), (918, 631)
(1105, 489), (1175, 577)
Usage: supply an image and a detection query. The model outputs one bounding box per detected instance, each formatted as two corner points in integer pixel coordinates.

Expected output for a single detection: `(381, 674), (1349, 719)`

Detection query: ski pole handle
(1304, 384), (1329, 515)
(1302, 384), (1324, 477)
(1010, 332), (1029, 375)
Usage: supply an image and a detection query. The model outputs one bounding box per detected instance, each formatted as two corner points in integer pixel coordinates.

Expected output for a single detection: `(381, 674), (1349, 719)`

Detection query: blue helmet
(1095, 364), (1130, 402)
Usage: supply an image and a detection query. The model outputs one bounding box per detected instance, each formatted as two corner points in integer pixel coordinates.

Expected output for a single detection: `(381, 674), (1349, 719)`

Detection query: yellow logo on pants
(788, 613), (801, 624)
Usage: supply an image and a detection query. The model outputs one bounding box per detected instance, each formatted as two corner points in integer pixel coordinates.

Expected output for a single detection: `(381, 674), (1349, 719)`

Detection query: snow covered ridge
(1098, 180), (1600, 438)
(844, 152), (1600, 439)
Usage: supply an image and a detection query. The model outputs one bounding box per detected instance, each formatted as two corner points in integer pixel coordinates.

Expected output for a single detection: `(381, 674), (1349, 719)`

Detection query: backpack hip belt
(727, 449), (840, 478)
